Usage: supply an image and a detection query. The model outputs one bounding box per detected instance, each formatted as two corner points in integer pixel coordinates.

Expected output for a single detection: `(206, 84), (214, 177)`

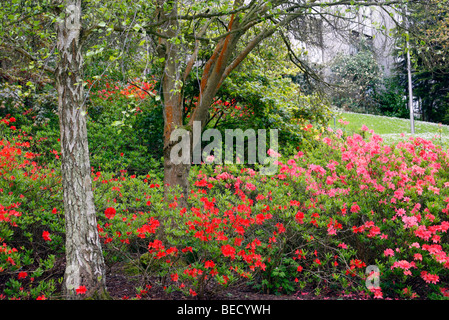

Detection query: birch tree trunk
(55, 0), (107, 299)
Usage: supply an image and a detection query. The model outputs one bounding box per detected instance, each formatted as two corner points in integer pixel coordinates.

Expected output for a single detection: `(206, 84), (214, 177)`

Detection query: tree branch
(9, 45), (55, 75)
(182, 20), (212, 83)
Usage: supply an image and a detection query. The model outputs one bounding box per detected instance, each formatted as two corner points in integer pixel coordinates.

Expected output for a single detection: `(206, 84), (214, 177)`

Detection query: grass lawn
(330, 112), (449, 147)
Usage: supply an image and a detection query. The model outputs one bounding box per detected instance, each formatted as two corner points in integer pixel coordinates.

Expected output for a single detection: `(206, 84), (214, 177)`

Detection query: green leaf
(111, 120), (123, 127)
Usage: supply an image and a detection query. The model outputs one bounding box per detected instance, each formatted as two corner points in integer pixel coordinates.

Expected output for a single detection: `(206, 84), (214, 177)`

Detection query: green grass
(330, 112), (449, 147)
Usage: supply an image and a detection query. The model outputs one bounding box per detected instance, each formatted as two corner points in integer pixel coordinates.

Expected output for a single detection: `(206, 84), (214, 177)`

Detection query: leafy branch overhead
(1, 1), (420, 81)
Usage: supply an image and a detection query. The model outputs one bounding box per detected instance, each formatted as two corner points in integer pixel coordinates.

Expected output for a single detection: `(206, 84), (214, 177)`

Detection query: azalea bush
(269, 124), (449, 299)
(0, 116), (62, 300)
(1, 110), (449, 300)
(91, 122), (449, 300)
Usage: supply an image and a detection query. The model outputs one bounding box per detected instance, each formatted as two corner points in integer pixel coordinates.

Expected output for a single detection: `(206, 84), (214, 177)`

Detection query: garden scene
(1, 0), (449, 302)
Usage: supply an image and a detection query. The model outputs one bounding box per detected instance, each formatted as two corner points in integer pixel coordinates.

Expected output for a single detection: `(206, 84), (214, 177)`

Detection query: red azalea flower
(76, 285), (87, 295)
(42, 231), (52, 241)
(104, 207), (116, 219)
(221, 244), (236, 259)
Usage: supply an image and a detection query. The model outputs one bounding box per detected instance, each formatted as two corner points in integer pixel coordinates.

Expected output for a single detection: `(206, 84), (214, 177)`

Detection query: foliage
(2, 114), (449, 300)
(393, 0), (449, 124)
(2, 0), (449, 302)
(86, 77), (164, 176)
(372, 76), (409, 119)
(0, 117), (62, 300)
(193, 49), (333, 158)
(329, 40), (384, 114)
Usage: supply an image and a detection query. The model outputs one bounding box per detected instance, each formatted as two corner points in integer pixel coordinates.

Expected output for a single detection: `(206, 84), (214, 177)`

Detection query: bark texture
(55, 0), (107, 299)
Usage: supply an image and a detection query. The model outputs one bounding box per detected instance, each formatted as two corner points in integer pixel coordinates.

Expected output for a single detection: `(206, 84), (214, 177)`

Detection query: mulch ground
(104, 263), (371, 301)
(0, 260), (404, 301)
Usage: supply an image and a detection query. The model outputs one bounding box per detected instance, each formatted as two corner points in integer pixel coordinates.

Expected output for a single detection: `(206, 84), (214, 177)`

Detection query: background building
(299, 5), (401, 79)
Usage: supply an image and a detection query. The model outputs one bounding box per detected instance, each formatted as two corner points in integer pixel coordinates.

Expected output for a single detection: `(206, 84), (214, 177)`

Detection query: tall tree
(1, 0), (109, 299)
(54, 0), (107, 299)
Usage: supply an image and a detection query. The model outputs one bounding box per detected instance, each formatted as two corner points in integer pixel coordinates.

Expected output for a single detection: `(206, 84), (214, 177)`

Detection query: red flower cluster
(104, 207), (116, 219)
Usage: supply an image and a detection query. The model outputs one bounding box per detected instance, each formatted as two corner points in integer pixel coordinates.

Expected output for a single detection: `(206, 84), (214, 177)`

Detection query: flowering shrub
(1, 112), (449, 300)
(92, 123), (449, 299)
(86, 77), (157, 102)
(249, 124), (449, 299)
(0, 116), (61, 300)
(86, 77), (163, 175)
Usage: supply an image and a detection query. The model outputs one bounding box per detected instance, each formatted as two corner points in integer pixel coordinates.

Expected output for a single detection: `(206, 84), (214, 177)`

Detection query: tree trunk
(55, 0), (107, 299)
(163, 140), (191, 206)
(158, 0), (253, 206)
(157, 0), (190, 207)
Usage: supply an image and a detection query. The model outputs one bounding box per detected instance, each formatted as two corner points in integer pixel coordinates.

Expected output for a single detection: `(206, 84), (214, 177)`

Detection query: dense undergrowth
(1, 108), (449, 300)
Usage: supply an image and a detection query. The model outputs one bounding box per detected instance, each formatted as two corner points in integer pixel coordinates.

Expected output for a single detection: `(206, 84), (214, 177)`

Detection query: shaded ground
(0, 259), (420, 300)
(104, 263), (372, 301)
(0, 259), (369, 300)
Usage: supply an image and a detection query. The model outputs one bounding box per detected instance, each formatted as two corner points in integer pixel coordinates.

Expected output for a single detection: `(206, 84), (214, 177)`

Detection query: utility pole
(405, 4), (415, 134)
